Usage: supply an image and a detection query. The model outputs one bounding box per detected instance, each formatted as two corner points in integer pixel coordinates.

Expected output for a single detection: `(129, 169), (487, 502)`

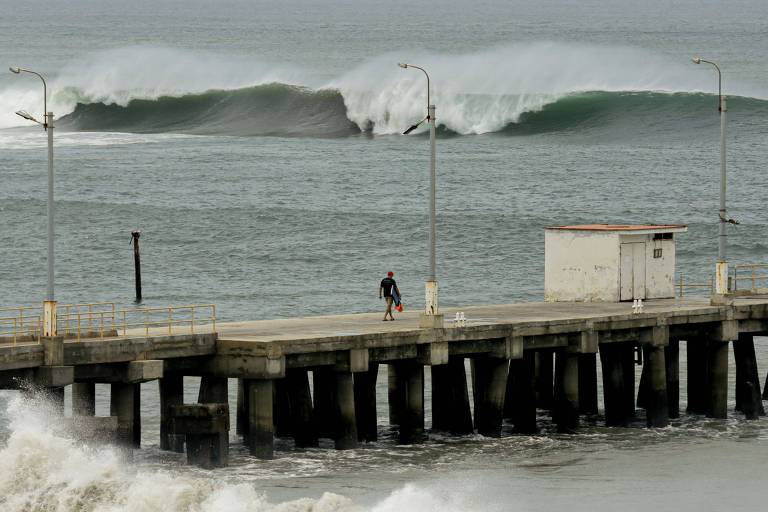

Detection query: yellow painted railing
(0, 302), (216, 342)
(676, 273), (714, 298)
(732, 264), (768, 294)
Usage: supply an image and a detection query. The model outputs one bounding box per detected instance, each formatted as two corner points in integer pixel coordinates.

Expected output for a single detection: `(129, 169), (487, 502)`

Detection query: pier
(1, 297), (767, 464)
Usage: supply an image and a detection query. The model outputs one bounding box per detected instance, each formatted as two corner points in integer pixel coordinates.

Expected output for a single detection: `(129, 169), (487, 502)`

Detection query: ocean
(0, 1), (767, 510)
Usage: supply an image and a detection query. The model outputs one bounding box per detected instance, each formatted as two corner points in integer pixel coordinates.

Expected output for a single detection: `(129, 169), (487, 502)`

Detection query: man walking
(379, 271), (401, 321)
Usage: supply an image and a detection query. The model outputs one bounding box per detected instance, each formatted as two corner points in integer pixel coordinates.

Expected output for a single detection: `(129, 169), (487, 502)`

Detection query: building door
(620, 243), (646, 301)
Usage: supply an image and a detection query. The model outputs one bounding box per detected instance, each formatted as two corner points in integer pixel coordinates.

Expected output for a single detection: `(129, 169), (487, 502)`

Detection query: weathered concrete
(332, 370), (358, 449)
(198, 375), (228, 403)
(110, 382), (141, 448)
(282, 368), (318, 447)
(506, 351), (537, 434)
(600, 343), (628, 427)
(471, 355), (509, 437)
(733, 333), (764, 416)
(72, 382), (96, 416)
(534, 349), (554, 410)
(433, 357), (473, 435)
(577, 353), (599, 416)
(170, 403), (229, 468)
(246, 379), (274, 459)
(353, 363), (378, 443)
(645, 345), (669, 427)
(160, 375), (185, 452)
(707, 341), (729, 419)
(665, 339), (680, 418)
(553, 350), (579, 433)
(390, 360), (424, 444)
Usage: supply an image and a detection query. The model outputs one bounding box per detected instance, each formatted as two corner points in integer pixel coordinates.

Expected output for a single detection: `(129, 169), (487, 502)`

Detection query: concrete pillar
(707, 341), (729, 419)
(247, 379), (274, 459)
(332, 371), (358, 449)
(645, 345), (669, 427)
(313, 367), (336, 439)
(273, 378), (292, 438)
(48, 387), (65, 414)
(577, 353), (598, 416)
(236, 378), (247, 439)
(160, 375), (185, 452)
(111, 382), (140, 448)
(471, 355), (509, 438)
(621, 343), (637, 420)
(285, 368), (319, 447)
(665, 340), (680, 419)
(733, 333), (764, 416)
(554, 350), (579, 433)
(599, 343), (628, 427)
(389, 360), (424, 444)
(433, 357), (473, 435)
(72, 382), (95, 416)
(686, 338), (709, 414)
(637, 346), (650, 410)
(198, 376), (228, 404)
(353, 363), (378, 443)
(506, 352), (537, 434)
(170, 404), (229, 469)
(534, 349), (554, 410)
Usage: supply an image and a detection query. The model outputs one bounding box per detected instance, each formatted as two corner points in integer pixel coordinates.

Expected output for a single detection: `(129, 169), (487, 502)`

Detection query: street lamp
(398, 62), (442, 327)
(692, 57), (730, 299)
(9, 66), (57, 336)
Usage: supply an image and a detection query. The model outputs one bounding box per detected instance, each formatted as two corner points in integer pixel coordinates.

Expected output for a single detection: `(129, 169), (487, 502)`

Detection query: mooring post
(353, 363), (379, 443)
(600, 343), (627, 427)
(72, 382), (96, 416)
(665, 339), (680, 419)
(578, 353), (598, 416)
(160, 374), (185, 452)
(534, 349), (554, 410)
(285, 368), (319, 447)
(432, 357), (474, 435)
(686, 338), (709, 414)
(507, 351), (537, 434)
(733, 333), (764, 416)
(471, 355), (509, 438)
(131, 230), (142, 303)
(554, 350), (579, 433)
(247, 378), (274, 459)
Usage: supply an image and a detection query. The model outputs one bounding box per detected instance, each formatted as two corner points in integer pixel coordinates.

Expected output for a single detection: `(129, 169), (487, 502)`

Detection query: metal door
(620, 243), (646, 300)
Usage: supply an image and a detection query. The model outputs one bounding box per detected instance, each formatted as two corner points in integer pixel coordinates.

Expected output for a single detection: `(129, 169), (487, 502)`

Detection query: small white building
(544, 224), (688, 302)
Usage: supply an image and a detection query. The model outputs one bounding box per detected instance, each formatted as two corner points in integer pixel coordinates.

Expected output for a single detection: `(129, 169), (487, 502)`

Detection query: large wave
(2, 44), (766, 137)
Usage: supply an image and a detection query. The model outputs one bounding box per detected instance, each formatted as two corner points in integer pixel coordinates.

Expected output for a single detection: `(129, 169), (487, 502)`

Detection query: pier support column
(313, 367), (336, 439)
(506, 351), (537, 434)
(198, 376), (228, 403)
(471, 355), (509, 438)
(578, 353), (598, 416)
(332, 371), (359, 449)
(285, 368), (319, 447)
(621, 343), (637, 420)
(665, 340), (680, 419)
(160, 375), (185, 452)
(236, 378), (247, 440)
(733, 333), (764, 417)
(246, 379), (274, 459)
(707, 341), (729, 419)
(554, 350), (579, 433)
(534, 349), (554, 410)
(273, 378), (292, 438)
(72, 382), (96, 416)
(600, 343), (627, 427)
(646, 344), (669, 428)
(389, 360), (424, 444)
(111, 382), (140, 448)
(686, 338), (709, 414)
(433, 357), (473, 435)
(353, 363), (379, 443)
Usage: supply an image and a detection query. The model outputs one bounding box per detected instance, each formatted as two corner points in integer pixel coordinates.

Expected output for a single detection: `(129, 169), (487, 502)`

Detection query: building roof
(546, 224), (688, 233)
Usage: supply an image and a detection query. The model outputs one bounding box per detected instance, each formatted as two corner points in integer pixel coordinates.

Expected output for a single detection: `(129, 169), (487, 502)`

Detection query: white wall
(644, 237), (676, 299)
(544, 230), (620, 302)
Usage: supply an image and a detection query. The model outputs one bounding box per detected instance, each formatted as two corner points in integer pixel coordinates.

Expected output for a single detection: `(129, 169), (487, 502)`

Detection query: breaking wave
(2, 43), (767, 137)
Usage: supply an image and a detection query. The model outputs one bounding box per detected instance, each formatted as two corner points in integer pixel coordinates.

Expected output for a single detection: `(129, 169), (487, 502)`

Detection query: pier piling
(733, 333), (764, 416)
(285, 368), (319, 447)
(332, 370), (359, 449)
(247, 379), (274, 459)
(645, 345), (669, 427)
(707, 341), (729, 419)
(389, 361), (424, 444)
(577, 353), (598, 416)
(432, 357), (473, 435)
(313, 368), (336, 439)
(686, 338), (709, 414)
(471, 355), (509, 437)
(170, 403), (229, 468)
(110, 382), (140, 448)
(353, 363), (378, 443)
(72, 382), (96, 416)
(600, 343), (628, 427)
(553, 350), (579, 433)
(534, 349), (554, 410)
(160, 375), (185, 452)
(665, 340), (680, 418)
(506, 352), (537, 433)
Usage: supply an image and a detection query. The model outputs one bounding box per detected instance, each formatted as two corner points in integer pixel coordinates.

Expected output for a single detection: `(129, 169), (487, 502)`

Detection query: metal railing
(732, 264), (768, 294)
(677, 273), (714, 298)
(0, 302), (216, 342)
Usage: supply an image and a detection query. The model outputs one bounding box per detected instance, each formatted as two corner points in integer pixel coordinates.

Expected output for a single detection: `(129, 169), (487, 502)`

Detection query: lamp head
(398, 63), (408, 69)
(15, 110), (39, 123)
(9, 66), (21, 74)
(692, 57), (701, 64)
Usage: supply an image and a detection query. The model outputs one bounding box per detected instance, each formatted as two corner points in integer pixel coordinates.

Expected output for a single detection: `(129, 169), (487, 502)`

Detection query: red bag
(395, 303), (404, 312)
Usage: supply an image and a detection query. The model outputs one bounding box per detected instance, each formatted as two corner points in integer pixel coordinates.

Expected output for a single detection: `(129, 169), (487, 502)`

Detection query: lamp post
(398, 62), (442, 327)
(692, 57), (729, 298)
(9, 66), (57, 335)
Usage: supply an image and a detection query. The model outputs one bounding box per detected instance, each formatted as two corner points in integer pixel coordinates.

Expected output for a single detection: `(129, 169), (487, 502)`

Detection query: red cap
(387, 271), (394, 277)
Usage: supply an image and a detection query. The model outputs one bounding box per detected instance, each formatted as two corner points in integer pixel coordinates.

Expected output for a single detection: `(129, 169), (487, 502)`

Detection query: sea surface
(0, 1), (767, 511)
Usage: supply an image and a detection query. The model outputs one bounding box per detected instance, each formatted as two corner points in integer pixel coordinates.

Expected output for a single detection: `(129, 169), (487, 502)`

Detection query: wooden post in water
(130, 230), (142, 303)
